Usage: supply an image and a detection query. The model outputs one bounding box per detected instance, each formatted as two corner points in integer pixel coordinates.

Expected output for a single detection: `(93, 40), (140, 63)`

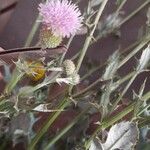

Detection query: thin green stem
(28, 98), (69, 150)
(85, 102), (136, 149)
(5, 69), (24, 94)
(138, 116), (150, 128)
(85, 81), (150, 149)
(71, 0), (149, 77)
(45, 107), (89, 150)
(137, 103), (150, 116)
(76, 0), (109, 72)
(71, 51), (80, 60)
(118, 36), (150, 69)
(119, 0), (150, 26)
(66, 35), (74, 49)
(69, 0), (109, 94)
(59, 35), (75, 65)
(110, 72), (138, 113)
(115, 71), (135, 86)
(81, 63), (105, 81)
(84, 0), (150, 80)
(80, 35), (144, 81)
(73, 78), (102, 98)
(24, 14), (41, 47)
(75, 71), (134, 99)
(142, 91), (150, 100)
(116, 0), (128, 14)
(48, 70), (135, 102)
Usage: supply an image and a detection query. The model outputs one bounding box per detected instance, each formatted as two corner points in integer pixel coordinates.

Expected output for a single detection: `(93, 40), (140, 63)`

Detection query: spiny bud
(63, 59), (76, 76)
(40, 26), (62, 49)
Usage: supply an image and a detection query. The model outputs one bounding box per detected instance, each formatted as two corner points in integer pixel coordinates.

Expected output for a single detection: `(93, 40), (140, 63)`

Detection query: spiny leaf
(103, 121), (139, 150)
(102, 51), (120, 80)
(89, 122), (139, 150)
(89, 139), (103, 150)
(137, 45), (150, 71)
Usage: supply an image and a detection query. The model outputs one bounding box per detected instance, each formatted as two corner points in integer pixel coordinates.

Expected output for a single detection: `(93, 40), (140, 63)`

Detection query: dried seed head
(71, 73), (80, 85)
(40, 26), (62, 49)
(63, 59), (76, 76)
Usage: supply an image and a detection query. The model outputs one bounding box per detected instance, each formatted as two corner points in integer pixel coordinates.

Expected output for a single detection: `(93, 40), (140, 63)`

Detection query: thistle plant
(0, 0), (150, 150)
(39, 0), (83, 48)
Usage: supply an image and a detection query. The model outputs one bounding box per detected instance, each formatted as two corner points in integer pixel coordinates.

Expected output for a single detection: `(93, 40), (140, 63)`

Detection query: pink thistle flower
(39, 0), (83, 38)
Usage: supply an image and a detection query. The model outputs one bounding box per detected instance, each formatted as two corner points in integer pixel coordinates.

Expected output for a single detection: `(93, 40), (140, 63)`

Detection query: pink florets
(39, 0), (83, 38)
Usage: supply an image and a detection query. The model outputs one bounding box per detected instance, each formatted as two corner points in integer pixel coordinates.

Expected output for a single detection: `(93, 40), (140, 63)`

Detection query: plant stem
(142, 90), (150, 100)
(59, 35), (75, 65)
(71, 51), (80, 61)
(110, 72), (138, 113)
(68, 0), (109, 94)
(79, 0), (150, 81)
(29, 1), (109, 148)
(73, 78), (102, 98)
(45, 107), (89, 150)
(24, 14), (41, 47)
(85, 101), (135, 149)
(137, 103), (150, 116)
(85, 88), (150, 149)
(119, 0), (150, 26)
(5, 69), (24, 94)
(108, 35), (150, 112)
(28, 98), (70, 150)
(80, 35), (144, 81)
(118, 36), (150, 69)
(66, 35), (74, 49)
(48, 70), (135, 102)
(70, 0), (149, 72)
(116, 0), (128, 14)
(76, 0), (109, 72)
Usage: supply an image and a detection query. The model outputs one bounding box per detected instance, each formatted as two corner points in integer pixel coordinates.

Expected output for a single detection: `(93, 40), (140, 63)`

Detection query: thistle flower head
(39, 0), (83, 38)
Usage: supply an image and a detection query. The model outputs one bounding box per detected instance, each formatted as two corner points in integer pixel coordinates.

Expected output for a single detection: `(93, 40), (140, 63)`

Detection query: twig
(24, 14), (41, 47)
(45, 107), (90, 150)
(119, 0), (150, 26)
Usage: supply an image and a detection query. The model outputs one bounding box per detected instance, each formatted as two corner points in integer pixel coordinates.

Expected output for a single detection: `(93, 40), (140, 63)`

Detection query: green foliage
(0, 0), (150, 149)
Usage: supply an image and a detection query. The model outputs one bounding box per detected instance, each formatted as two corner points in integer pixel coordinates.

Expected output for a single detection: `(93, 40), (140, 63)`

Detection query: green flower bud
(40, 26), (62, 49)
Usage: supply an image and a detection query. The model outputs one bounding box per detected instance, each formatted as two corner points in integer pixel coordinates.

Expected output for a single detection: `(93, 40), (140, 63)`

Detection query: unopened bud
(40, 26), (62, 49)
